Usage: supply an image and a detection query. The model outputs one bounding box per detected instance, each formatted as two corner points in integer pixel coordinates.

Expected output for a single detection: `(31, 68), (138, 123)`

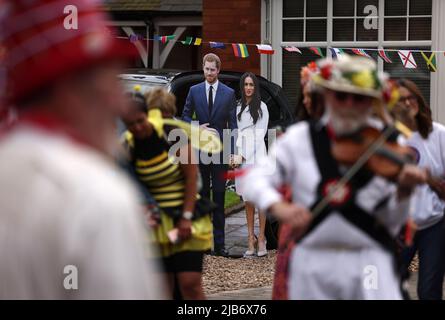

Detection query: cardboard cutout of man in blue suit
(182, 53), (237, 256)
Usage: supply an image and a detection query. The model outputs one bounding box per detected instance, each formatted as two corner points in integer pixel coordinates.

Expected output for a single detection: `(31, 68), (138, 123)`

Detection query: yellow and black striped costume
(124, 130), (212, 257)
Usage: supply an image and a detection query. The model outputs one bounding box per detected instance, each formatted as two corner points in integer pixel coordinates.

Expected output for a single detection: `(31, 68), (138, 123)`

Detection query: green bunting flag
(181, 37), (193, 45)
(421, 51), (437, 72)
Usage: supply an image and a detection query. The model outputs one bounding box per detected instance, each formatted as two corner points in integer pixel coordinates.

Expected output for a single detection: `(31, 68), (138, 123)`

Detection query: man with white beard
(242, 55), (427, 299)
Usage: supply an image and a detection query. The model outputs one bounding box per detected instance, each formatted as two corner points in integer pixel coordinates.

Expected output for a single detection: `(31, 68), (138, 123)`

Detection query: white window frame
(261, 0), (273, 79)
(272, 0), (445, 122)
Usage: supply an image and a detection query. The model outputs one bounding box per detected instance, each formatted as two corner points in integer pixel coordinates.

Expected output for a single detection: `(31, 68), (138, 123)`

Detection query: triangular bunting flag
(330, 48), (344, 59)
(421, 51), (437, 72)
(210, 42), (226, 49)
(194, 38), (202, 46)
(398, 50), (417, 69)
(129, 34), (144, 43)
(378, 49), (392, 63)
(284, 46), (302, 53)
(309, 47), (324, 57)
(232, 43), (249, 58)
(256, 44), (275, 55)
(352, 48), (371, 58)
(181, 37), (193, 45)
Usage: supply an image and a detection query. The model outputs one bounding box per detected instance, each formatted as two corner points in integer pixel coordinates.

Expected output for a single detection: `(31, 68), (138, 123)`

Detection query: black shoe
(211, 247), (229, 257)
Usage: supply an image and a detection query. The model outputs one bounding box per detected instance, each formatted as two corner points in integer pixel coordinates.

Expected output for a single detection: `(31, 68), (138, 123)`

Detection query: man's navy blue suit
(182, 81), (237, 250)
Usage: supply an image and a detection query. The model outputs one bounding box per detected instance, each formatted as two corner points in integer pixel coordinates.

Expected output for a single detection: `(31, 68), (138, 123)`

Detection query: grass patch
(224, 189), (242, 209)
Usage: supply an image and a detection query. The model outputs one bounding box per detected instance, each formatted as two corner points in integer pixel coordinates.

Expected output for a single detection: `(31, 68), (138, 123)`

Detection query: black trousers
(199, 162), (227, 248)
(401, 215), (445, 300)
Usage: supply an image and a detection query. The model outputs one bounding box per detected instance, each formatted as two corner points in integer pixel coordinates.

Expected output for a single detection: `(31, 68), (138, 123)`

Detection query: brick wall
(203, 0), (261, 74)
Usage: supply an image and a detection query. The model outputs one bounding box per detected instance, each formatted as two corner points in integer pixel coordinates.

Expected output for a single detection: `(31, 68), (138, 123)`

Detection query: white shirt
(0, 124), (166, 299)
(407, 122), (445, 229)
(243, 121), (412, 299)
(244, 121), (412, 242)
(205, 80), (219, 105)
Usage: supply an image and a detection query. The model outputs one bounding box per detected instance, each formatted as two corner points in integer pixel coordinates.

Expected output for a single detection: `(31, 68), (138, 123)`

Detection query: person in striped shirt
(121, 88), (212, 300)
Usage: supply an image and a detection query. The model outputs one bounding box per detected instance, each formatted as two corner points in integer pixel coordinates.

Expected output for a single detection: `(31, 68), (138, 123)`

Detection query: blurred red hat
(0, 0), (138, 106)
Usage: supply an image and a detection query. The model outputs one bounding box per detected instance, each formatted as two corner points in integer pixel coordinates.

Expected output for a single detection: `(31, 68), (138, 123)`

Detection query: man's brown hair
(202, 53), (221, 70)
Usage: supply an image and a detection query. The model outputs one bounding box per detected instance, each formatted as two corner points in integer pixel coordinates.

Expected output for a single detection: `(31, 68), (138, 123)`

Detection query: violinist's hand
(269, 202), (312, 235)
(397, 164), (427, 199)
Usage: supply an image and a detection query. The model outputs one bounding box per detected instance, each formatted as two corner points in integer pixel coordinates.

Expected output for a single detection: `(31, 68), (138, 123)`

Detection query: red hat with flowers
(0, 0), (138, 106)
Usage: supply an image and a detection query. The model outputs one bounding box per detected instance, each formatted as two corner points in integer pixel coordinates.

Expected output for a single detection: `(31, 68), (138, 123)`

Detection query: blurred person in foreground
(0, 0), (165, 299)
(243, 55), (427, 299)
(272, 62), (324, 300)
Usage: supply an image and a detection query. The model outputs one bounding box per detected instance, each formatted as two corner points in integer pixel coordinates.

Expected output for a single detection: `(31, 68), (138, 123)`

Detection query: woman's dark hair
(126, 91), (148, 113)
(296, 89), (325, 122)
(397, 78), (432, 139)
(238, 72), (262, 124)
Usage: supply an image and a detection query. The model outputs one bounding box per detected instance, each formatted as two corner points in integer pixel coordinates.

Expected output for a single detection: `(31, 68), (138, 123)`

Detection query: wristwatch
(182, 211), (193, 220)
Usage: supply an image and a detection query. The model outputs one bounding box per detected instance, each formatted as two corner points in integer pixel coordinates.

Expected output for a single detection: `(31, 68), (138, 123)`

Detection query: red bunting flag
(352, 48), (371, 58)
(378, 49), (392, 63)
(309, 47), (324, 57)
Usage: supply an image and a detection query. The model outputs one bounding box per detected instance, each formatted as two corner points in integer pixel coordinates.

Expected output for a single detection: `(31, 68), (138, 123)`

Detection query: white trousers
(288, 246), (403, 300)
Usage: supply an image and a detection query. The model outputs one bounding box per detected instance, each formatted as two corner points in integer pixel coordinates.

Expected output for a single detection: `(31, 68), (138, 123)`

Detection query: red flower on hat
(320, 64), (332, 80)
(308, 61), (318, 72)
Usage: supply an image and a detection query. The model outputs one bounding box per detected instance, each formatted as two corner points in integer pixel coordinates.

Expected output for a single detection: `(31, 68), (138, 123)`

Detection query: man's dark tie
(208, 85), (213, 115)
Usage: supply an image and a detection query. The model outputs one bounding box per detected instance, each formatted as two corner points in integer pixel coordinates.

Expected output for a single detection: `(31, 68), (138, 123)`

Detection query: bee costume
(123, 109), (215, 267)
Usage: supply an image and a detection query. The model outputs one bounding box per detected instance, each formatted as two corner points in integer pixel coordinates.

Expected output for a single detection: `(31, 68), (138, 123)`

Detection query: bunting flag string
(116, 34), (445, 71)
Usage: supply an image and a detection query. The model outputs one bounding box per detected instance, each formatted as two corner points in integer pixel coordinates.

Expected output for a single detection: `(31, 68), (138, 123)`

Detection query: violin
(332, 126), (415, 180)
(331, 125), (445, 200)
